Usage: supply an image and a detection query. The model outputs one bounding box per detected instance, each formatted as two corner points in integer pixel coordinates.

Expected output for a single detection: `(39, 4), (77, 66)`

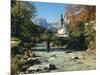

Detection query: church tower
(60, 13), (64, 28)
(56, 13), (68, 37)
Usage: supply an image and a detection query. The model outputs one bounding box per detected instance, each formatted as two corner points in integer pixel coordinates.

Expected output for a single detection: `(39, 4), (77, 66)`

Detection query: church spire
(61, 13), (63, 19)
(60, 13), (64, 28)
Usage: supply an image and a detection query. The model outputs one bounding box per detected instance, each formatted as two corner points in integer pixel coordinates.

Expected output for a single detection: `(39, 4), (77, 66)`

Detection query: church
(56, 14), (68, 37)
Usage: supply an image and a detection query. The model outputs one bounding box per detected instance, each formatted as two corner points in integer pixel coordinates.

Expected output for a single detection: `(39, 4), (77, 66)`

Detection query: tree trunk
(47, 39), (50, 52)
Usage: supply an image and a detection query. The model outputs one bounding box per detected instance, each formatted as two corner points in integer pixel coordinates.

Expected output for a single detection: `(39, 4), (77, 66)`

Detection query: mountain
(32, 18), (48, 28)
(32, 18), (59, 31)
(49, 21), (61, 30)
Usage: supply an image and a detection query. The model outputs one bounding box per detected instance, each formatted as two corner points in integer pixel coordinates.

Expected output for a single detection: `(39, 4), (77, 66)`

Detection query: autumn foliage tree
(64, 4), (96, 50)
(65, 5), (95, 28)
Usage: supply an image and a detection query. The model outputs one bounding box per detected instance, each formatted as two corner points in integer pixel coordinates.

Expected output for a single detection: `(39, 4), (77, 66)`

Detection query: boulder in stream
(72, 56), (80, 60)
(45, 64), (57, 70)
(65, 50), (72, 53)
(27, 57), (41, 65)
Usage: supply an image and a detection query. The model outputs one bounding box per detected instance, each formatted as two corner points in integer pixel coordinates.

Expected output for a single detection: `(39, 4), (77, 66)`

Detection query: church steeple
(60, 13), (64, 28)
(57, 13), (68, 37)
(61, 14), (63, 19)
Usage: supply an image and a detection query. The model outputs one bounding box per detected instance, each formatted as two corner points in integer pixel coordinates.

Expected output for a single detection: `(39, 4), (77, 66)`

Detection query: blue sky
(33, 2), (67, 22)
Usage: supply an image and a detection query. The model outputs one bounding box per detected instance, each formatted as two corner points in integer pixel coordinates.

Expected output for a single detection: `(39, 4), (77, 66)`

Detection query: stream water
(27, 42), (96, 73)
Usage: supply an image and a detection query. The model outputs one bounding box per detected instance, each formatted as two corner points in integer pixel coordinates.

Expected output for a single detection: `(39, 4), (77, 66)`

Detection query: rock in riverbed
(65, 50), (72, 53)
(27, 57), (41, 65)
(26, 63), (57, 73)
(30, 53), (36, 57)
(72, 56), (80, 60)
(27, 65), (43, 72)
(45, 63), (57, 70)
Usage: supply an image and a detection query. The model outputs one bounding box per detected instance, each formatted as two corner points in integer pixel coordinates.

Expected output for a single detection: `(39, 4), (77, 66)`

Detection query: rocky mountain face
(32, 18), (61, 31)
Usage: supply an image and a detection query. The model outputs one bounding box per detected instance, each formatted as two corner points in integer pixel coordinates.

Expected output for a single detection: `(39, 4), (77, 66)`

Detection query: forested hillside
(64, 5), (96, 50)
